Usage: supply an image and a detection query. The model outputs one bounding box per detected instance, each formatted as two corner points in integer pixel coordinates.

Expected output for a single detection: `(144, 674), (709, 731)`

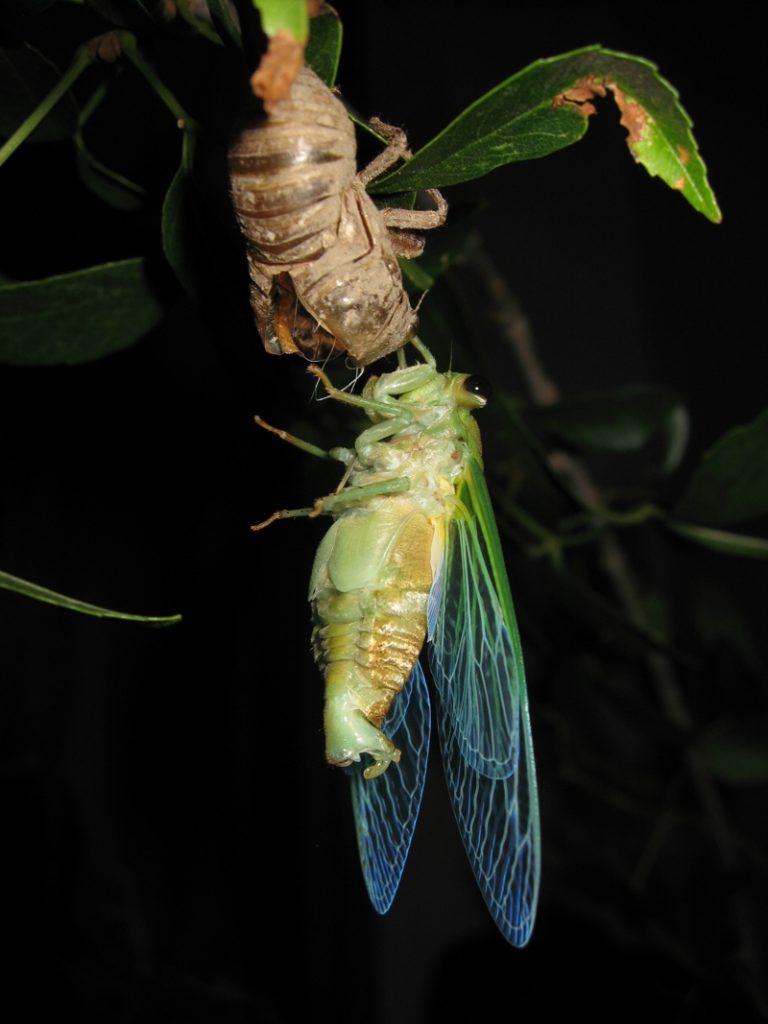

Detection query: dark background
(1, 3), (765, 1022)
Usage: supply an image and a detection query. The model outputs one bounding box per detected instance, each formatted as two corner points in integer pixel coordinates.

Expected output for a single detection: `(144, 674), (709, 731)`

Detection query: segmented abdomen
(228, 66), (356, 265)
(310, 507), (434, 770)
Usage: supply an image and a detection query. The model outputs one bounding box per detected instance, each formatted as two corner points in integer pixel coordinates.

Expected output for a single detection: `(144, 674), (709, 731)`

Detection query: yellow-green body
(307, 365), (484, 777)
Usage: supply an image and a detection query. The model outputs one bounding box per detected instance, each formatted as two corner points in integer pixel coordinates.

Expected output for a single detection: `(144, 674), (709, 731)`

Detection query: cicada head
(445, 373), (491, 458)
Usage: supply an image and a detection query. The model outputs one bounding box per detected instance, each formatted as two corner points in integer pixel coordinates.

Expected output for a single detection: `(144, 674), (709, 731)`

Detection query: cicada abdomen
(228, 66), (446, 365)
(310, 499), (435, 777)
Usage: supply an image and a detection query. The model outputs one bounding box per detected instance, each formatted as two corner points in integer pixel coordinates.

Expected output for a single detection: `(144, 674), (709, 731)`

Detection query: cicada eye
(460, 375), (492, 408)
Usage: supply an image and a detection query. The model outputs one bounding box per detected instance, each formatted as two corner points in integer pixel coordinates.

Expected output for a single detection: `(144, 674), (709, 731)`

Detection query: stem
(0, 31), (197, 173)
(77, 76), (109, 126)
(0, 45), (94, 168)
(561, 501), (663, 531)
(119, 32), (197, 130)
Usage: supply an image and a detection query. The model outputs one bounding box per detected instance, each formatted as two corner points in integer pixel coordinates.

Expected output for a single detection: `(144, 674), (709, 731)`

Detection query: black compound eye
(463, 375), (492, 402)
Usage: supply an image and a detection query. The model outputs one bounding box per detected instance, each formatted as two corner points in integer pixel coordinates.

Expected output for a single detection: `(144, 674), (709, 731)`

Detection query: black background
(1, 3), (765, 1022)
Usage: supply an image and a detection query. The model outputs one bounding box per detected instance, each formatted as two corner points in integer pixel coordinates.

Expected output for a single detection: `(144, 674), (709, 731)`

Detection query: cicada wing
(427, 486), (522, 778)
(429, 456), (541, 947)
(348, 661), (431, 914)
(435, 688), (539, 946)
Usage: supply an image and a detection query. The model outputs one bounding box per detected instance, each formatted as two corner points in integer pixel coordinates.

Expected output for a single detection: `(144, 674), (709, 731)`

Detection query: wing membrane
(348, 661), (431, 914)
(429, 456), (541, 946)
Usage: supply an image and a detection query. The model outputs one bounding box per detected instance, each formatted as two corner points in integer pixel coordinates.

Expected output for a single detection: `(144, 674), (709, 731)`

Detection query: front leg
(357, 117), (413, 186)
(356, 118), (448, 254)
(308, 365), (415, 423)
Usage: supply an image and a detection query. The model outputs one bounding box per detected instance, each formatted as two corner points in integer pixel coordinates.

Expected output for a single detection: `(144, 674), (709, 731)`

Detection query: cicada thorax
(227, 66), (420, 365)
(309, 499), (435, 776)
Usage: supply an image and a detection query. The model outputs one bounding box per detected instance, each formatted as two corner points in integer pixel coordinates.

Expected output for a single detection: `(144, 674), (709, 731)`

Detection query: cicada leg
(253, 413), (412, 528)
(251, 506), (319, 532)
(356, 119), (446, 227)
(356, 119), (447, 260)
(254, 415), (351, 464)
(252, 476), (411, 531)
(356, 117), (413, 187)
(317, 477), (410, 514)
(409, 337), (436, 367)
(252, 415), (353, 531)
(307, 362), (443, 463)
(307, 365), (415, 421)
(308, 360), (437, 410)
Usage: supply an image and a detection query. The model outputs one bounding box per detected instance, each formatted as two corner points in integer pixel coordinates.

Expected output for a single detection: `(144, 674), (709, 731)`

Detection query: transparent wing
(348, 661), (431, 914)
(429, 456), (541, 946)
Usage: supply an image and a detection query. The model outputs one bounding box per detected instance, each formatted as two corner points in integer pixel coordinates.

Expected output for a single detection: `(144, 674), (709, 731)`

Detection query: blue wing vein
(348, 661), (431, 914)
(429, 456), (541, 947)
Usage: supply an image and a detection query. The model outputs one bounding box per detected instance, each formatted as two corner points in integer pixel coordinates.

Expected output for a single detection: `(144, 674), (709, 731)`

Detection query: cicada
(228, 65), (446, 365)
(254, 342), (540, 945)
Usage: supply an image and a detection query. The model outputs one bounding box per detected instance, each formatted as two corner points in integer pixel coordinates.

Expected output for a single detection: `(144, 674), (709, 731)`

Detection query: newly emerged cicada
(254, 342), (540, 946)
(228, 65), (446, 366)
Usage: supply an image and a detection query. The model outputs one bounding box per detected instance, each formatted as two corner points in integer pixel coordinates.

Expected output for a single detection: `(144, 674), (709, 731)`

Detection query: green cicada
(255, 341), (541, 946)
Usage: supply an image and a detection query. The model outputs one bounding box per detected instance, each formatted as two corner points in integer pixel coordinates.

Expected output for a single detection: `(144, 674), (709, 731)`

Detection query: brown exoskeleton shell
(227, 66), (446, 366)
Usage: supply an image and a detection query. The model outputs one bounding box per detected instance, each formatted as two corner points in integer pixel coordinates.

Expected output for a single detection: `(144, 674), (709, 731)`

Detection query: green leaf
(528, 385), (688, 469)
(162, 163), (192, 292)
(162, 134), (198, 297)
(253, 0), (308, 42)
(665, 520), (768, 560)
(0, 258), (165, 365)
(373, 45), (721, 223)
(0, 44), (78, 143)
(697, 722), (768, 784)
(674, 410), (768, 525)
(0, 570), (181, 625)
(306, 11), (342, 87)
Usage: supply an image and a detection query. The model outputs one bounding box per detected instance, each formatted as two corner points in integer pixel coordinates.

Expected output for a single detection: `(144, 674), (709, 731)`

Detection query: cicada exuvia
(228, 65), (446, 366)
(254, 342), (540, 945)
